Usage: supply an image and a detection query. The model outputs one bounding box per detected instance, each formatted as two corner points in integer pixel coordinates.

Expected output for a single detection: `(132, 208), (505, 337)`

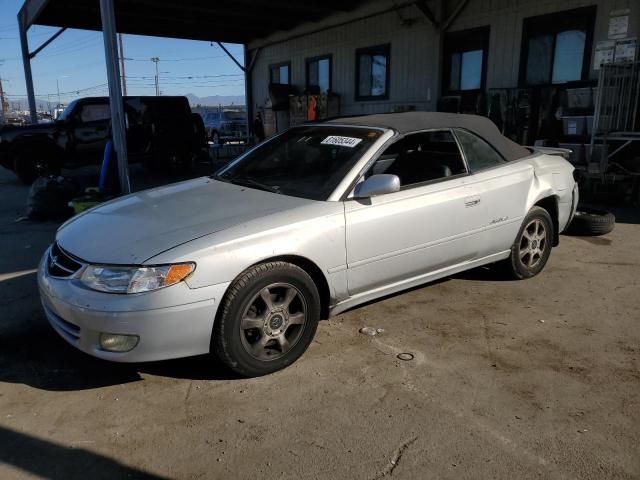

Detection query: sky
(0, 0), (245, 109)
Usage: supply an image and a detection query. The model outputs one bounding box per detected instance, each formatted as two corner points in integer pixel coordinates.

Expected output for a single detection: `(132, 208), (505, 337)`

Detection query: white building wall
(248, 0), (638, 119)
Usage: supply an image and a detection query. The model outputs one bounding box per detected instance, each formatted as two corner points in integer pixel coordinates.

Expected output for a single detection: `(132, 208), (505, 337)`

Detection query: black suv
(0, 96), (206, 184)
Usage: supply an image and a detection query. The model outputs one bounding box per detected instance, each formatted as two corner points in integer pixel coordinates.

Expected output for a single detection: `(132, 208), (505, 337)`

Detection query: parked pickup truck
(202, 109), (247, 144)
(0, 96), (206, 184)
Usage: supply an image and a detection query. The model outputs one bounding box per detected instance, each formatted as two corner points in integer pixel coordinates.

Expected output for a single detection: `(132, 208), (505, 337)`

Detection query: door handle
(465, 196), (481, 207)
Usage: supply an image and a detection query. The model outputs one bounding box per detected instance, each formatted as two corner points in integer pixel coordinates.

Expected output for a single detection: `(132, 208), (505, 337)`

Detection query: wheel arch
(10, 135), (63, 162)
(533, 195), (559, 246)
(223, 254), (332, 320)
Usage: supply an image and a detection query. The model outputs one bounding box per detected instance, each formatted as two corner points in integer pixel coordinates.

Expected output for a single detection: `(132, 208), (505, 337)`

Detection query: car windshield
(216, 126), (383, 201)
(57, 100), (78, 121)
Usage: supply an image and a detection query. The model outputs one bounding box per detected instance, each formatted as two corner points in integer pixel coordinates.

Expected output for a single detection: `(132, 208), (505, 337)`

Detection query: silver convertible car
(38, 112), (578, 376)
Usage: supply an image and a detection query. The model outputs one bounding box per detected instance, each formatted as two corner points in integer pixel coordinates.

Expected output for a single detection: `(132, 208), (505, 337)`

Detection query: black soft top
(326, 111), (530, 162)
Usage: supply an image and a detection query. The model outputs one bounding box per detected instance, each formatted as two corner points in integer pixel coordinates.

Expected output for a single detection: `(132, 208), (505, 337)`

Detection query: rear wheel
(506, 206), (553, 279)
(212, 262), (320, 377)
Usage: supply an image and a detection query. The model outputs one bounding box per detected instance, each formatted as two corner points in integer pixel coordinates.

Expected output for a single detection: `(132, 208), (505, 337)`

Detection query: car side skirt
(329, 250), (511, 317)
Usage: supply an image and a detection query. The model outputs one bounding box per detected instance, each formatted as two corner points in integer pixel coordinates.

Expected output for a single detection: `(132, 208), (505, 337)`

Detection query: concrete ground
(0, 165), (639, 480)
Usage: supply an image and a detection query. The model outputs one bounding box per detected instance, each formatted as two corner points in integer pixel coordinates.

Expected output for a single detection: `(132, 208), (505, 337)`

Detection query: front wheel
(505, 206), (553, 280)
(13, 148), (61, 184)
(212, 262), (320, 377)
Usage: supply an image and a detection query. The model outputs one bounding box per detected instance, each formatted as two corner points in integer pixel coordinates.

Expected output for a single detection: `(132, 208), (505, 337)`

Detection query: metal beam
(216, 42), (245, 72)
(29, 27), (66, 58)
(18, 0), (50, 31)
(415, 0), (439, 28)
(440, 0), (469, 32)
(17, 10), (37, 124)
(99, 0), (130, 194)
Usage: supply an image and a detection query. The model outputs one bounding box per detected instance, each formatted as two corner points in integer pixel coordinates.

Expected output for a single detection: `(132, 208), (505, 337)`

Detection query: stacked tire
(566, 208), (615, 236)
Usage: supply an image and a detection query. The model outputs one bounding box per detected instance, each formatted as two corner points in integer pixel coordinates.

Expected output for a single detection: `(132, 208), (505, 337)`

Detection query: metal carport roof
(19, 0), (370, 43)
(17, 0), (374, 193)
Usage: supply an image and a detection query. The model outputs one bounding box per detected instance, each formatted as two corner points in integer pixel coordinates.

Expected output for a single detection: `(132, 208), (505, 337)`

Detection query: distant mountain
(8, 93), (245, 112)
(183, 93), (245, 107)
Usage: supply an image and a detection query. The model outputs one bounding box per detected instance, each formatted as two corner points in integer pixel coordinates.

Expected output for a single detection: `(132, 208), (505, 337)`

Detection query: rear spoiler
(526, 146), (571, 160)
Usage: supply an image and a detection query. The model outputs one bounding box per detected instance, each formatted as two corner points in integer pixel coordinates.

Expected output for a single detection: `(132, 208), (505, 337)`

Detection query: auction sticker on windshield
(321, 136), (363, 148)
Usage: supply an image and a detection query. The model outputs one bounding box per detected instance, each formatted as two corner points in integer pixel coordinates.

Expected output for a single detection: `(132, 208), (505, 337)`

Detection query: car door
(453, 128), (533, 258)
(344, 129), (486, 296)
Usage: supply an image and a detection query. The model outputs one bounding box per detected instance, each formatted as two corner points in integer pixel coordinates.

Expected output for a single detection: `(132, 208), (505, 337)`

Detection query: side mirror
(353, 174), (400, 198)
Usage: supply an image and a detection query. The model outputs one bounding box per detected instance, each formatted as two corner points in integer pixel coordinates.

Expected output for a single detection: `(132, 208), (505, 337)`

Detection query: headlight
(80, 263), (195, 294)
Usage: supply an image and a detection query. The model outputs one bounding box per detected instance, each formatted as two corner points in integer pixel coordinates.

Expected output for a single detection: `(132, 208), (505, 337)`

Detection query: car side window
(366, 130), (467, 188)
(454, 128), (505, 172)
(78, 104), (111, 123)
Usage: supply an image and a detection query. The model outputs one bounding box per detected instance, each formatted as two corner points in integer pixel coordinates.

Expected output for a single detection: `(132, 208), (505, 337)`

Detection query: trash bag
(26, 176), (82, 220)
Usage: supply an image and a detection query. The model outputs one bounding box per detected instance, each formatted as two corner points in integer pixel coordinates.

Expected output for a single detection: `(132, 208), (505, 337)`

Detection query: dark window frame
(518, 6), (596, 87)
(269, 61), (291, 85)
(355, 43), (391, 101)
(360, 128), (469, 191)
(442, 26), (490, 94)
(305, 54), (333, 93)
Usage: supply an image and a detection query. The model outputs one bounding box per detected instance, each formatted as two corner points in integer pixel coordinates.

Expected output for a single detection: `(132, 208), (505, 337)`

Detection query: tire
(505, 206), (554, 280)
(212, 262), (321, 377)
(13, 147), (61, 185)
(566, 208), (615, 236)
(211, 131), (220, 145)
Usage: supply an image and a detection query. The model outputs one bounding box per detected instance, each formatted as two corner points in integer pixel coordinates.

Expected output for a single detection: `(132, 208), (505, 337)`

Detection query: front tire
(212, 262), (320, 377)
(506, 206), (553, 280)
(13, 147), (61, 184)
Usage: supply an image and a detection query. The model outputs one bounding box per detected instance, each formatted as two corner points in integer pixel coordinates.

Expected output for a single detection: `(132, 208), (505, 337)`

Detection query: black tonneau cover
(326, 112), (530, 162)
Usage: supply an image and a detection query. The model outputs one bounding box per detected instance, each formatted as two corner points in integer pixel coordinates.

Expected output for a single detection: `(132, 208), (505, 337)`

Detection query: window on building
(355, 44), (390, 100)
(454, 129), (505, 172)
(520, 7), (595, 86)
(306, 55), (332, 93)
(443, 27), (489, 93)
(269, 62), (290, 85)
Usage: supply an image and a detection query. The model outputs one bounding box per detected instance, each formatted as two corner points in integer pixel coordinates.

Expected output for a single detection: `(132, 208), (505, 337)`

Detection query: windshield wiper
(226, 176), (280, 194)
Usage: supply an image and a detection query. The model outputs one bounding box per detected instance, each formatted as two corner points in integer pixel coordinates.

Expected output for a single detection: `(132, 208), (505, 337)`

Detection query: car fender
(145, 202), (349, 303)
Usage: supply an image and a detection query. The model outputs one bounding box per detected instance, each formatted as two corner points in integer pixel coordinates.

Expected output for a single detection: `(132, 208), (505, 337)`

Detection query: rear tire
(212, 262), (320, 377)
(505, 206), (553, 280)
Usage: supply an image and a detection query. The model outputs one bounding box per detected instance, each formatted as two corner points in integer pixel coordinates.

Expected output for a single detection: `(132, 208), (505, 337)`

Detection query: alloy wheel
(519, 219), (547, 268)
(239, 282), (307, 361)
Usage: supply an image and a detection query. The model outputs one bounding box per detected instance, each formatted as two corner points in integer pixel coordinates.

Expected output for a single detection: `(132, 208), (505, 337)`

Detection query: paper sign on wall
(615, 38), (637, 63)
(608, 14), (629, 39)
(594, 40), (616, 69)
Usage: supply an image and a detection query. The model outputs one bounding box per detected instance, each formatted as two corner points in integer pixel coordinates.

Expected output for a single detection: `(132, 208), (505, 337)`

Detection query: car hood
(57, 177), (314, 264)
(0, 122), (55, 137)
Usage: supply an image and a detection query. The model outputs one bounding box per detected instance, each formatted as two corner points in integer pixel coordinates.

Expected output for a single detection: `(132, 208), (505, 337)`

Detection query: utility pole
(118, 33), (127, 96)
(150, 57), (160, 96)
(0, 75), (6, 123)
(56, 78), (61, 106)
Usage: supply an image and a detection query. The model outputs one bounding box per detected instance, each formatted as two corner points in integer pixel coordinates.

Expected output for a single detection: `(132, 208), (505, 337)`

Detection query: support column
(18, 11), (37, 124)
(99, 0), (130, 194)
(244, 45), (252, 144)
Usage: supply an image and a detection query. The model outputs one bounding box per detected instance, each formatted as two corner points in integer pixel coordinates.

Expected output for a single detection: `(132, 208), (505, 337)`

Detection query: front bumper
(37, 248), (230, 362)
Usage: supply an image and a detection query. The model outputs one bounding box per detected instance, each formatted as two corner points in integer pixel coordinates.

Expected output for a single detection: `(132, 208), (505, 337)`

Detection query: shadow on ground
(0, 425), (168, 480)
(0, 272), (240, 393)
